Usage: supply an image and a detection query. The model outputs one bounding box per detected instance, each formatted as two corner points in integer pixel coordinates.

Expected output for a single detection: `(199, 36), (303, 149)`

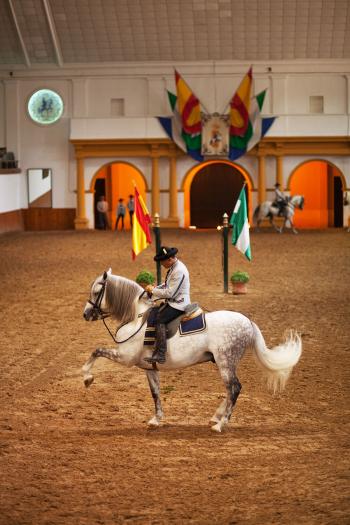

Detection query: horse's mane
(105, 276), (142, 324)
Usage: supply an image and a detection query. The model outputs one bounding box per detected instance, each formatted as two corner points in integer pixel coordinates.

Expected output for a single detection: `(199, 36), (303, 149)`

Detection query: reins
(102, 313), (147, 344)
(89, 278), (211, 344)
(90, 285), (149, 344)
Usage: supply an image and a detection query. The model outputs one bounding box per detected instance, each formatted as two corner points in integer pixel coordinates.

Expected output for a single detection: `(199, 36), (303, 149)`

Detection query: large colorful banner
(158, 68), (276, 162)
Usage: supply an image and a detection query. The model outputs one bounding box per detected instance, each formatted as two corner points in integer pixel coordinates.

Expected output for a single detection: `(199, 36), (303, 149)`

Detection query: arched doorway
(184, 161), (251, 228)
(91, 162), (147, 229)
(289, 160), (345, 228)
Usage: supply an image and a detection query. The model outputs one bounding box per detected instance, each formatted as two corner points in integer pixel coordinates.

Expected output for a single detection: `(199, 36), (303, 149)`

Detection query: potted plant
(230, 270), (250, 295)
(135, 270), (155, 289)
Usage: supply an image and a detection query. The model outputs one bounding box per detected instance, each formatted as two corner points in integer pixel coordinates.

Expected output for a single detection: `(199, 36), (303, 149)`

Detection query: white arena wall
(0, 60), (349, 229)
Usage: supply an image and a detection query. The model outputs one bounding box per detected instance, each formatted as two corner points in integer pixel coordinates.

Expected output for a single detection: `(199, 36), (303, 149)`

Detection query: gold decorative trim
(71, 138), (184, 159)
(71, 136), (350, 159)
(257, 136), (350, 156)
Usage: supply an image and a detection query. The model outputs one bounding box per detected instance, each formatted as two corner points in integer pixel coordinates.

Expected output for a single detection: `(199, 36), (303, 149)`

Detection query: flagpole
(222, 213), (229, 293)
(152, 213), (162, 285)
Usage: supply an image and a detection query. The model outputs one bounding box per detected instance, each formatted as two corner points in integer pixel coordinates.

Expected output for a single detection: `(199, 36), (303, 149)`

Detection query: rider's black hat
(274, 182), (280, 187)
(154, 246), (178, 261)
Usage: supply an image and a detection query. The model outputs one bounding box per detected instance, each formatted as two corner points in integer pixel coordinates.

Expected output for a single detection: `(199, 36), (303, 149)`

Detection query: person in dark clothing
(127, 194), (135, 227)
(115, 198), (126, 231)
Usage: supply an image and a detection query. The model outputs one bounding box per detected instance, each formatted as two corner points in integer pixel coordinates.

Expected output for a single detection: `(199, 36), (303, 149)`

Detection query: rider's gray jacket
(275, 188), (286, 202)
(151, 259), (191, 311)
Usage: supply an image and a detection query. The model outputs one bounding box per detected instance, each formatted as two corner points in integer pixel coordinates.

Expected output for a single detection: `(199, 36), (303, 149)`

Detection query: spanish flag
(132, 186), (152, 260)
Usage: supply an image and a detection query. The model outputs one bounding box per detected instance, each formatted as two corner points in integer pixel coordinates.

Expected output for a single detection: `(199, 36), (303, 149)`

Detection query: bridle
(87, 275), (148, 344)
(87, 278), (110, 320)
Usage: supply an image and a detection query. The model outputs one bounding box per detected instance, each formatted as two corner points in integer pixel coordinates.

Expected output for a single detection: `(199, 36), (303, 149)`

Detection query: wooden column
(164, 150), (180, 227)
(169, 155), (177, 218)
(74, 157), (89, 229)
(151, 146), (160, 216)
(258, 153), (266, 204)
(276, 155), (284, 190)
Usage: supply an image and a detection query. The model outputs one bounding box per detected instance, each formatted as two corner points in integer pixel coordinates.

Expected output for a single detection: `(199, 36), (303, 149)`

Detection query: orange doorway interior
(93, 163), (146, 230)
(290, 161), (344, 228)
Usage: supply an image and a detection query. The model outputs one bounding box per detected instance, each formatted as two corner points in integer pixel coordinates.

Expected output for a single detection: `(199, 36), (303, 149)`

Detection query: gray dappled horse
(253, 195), (305, 234)
(82, 270), (302, 433)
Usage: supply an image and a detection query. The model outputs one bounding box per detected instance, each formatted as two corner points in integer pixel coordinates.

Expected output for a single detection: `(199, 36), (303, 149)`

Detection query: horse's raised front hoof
(147, 416), (161, 428)
(209, 416), (220, 425)
(84, 375), (94, 388)
(293, 229), (298, 234)
(211, 423), (222, 433)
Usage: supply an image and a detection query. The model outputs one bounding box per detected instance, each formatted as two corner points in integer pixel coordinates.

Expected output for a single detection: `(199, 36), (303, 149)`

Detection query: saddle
(143, 303), (206, 346)
(272, 200), (286, 216)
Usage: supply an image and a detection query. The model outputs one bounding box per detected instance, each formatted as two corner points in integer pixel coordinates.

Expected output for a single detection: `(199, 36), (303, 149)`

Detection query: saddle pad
(179, 313), (206, 336)
(143, 308), (206, 345)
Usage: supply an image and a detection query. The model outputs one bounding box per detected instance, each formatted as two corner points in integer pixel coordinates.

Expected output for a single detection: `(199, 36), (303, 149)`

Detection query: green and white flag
(230, 187), (251, 261)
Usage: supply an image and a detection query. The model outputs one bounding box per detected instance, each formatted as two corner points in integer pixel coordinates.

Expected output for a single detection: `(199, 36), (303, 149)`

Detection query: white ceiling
(0, 0), (350, 68)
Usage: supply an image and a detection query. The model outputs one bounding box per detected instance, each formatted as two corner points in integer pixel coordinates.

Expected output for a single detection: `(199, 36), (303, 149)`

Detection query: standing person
(274, 182), (288, 216)
(127, 194), (135, 227)
(115, 198), (126, 231)
(96, 195), (109, 230)
(144, 246), (191, 365)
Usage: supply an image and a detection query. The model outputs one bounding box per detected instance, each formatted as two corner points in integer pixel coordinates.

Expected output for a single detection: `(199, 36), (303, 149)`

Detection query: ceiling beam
(7, 0), (31, 67)
(42, 0), (63, 67)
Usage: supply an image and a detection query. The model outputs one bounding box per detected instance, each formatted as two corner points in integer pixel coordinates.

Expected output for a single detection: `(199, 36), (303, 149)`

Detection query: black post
(222, 213), (229, 293)
(153, 213), (161, 285)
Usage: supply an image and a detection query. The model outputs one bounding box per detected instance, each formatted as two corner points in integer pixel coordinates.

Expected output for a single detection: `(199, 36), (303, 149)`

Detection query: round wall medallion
(27, 89), (64, 125)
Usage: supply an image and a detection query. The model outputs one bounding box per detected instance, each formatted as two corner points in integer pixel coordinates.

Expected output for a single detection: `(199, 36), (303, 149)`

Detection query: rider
(274, 182), (288, 216)
(144, 246), (190, 365)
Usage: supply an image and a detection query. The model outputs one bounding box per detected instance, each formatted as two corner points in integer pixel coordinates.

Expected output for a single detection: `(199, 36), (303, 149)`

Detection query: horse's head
(83, 270), (145, 324)
(291, 195), (305, 210)
(83, 269), (111, 321)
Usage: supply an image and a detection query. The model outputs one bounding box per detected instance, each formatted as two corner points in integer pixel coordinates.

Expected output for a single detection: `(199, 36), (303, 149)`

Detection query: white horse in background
(82, 270), (302, 433)
(253, 195), (305, 234)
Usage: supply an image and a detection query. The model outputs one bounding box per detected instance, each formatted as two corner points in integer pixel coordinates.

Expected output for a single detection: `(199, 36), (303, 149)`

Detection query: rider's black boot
(144, 323), (167, 364)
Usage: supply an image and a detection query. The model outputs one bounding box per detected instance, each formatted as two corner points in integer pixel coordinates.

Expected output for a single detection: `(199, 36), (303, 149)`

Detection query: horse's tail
(250, 322), (302, 392)
(253, 205), (260, 224)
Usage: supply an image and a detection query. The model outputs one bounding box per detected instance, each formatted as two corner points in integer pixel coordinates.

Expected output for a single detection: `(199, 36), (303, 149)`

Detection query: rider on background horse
(144, 246), (191, 365)
(274, 182), (288, 216)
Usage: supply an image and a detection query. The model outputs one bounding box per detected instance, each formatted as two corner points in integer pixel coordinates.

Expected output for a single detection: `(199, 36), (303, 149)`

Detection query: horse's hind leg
(145, 369), (164, 428)
(82, 347), (120, 387)
(212, 366), (242, 433)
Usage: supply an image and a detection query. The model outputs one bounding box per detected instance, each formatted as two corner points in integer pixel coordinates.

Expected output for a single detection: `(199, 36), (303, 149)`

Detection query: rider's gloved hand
(145, 284), (154, 297)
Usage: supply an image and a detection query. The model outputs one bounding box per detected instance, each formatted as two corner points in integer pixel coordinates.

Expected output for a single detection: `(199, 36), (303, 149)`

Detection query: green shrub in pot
(136, 270), (155, 288)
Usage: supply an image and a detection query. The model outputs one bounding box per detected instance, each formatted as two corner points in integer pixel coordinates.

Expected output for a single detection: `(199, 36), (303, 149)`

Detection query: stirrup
(144, 353), (166, 364)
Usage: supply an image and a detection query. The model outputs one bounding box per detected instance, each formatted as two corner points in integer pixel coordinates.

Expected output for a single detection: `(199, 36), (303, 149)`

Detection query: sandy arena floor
(0, 228), (349, 525)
